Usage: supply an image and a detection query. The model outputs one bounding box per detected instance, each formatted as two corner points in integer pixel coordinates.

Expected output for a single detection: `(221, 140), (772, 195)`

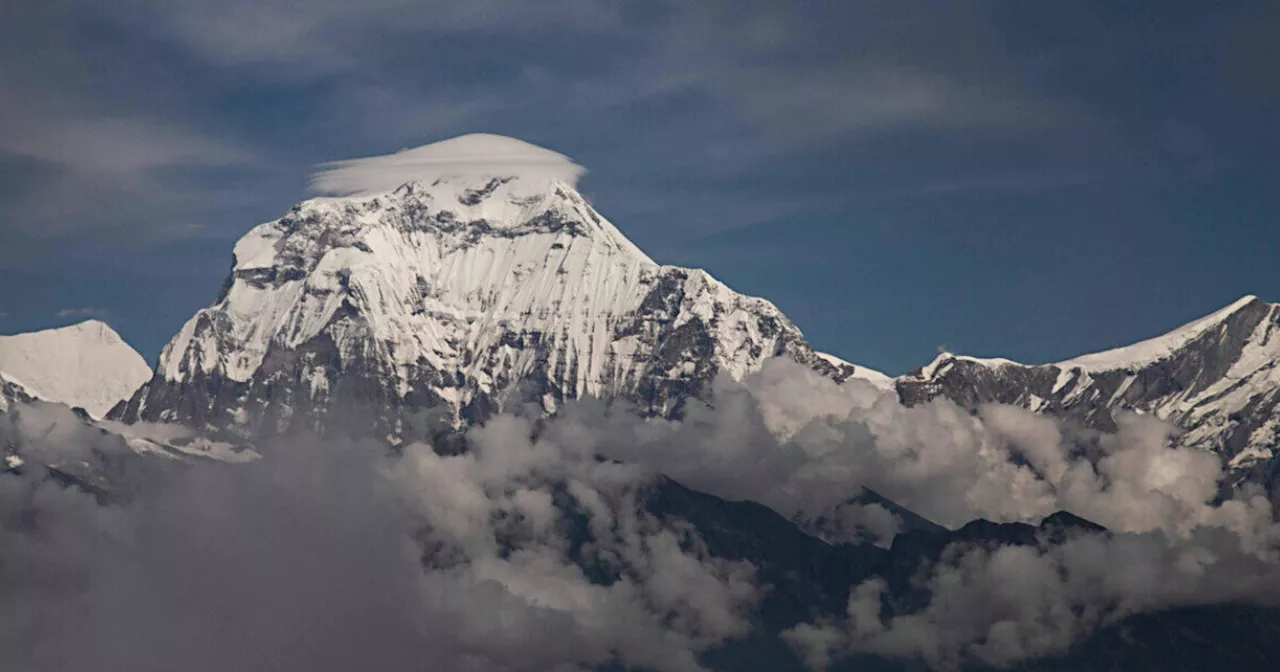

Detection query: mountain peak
(119, 142), (881, 436)
(0, 319), (150, 418)
(310, 133), (586, 197)
(1056, 294), (1273, 372)
(912, 352), (1023, 380)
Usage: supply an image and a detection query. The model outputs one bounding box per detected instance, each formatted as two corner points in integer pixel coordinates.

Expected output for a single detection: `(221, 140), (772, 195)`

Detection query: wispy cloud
(1, 115), (254, 180)
(717, 66), (1062, 144)
(117, 0), (624, 76)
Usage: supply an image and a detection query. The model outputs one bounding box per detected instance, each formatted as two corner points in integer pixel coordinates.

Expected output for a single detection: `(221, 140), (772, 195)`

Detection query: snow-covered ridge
(914, 352), (1024, 380)
(0, 320), (151, 418)
(897, 295), (1280, 485)
(815, 352), (892, 390)
(1056, 295), (1265, 372)
(906, 295), (1271, 379)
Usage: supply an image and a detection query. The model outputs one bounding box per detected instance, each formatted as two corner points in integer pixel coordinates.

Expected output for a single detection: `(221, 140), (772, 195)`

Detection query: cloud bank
(0, 402), (755, 672)
(3, 359), (1280, 671)
(539, 360), (1280, 667)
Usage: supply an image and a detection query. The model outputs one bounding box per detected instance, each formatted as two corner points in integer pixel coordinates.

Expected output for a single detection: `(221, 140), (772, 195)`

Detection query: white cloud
(310, 133), (586, 196)
(540, 358), (1280, 670)
(786, 526), (1280, 670)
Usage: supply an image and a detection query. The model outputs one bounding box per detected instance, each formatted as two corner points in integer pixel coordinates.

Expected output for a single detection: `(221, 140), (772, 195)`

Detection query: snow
(310, 133), (586, 197)
(915, 352), (1023, 379)
(814, 351), (893, 390)
(0, 320), (152, 418)
(1050, 367), (1076, 394)
(902, 296), (1280, 475)
(172, 174), (660, 392)
(149, 148), (852, 426)
(1025, 393), (1048, 412)
(1057, 295), (1261, 372)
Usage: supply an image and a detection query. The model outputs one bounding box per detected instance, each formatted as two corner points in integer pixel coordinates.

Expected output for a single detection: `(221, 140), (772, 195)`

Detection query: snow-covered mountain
(0, 320), (151, 418)
(95, 133), (1280, 498)
(897, 295), (1280, 494)
(112, 135), (885, 439)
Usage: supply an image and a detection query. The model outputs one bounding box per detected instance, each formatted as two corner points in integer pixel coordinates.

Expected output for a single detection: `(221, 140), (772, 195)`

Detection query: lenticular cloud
(310, 133), (587, 196)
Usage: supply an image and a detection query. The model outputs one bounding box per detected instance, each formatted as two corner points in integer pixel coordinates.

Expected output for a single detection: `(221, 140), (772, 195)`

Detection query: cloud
(5, 355), (1280, 670)
(785, 526), (1280, 670)
(0, 97), (263, 251)
(1, 116), (253, 180)
(715, 66), (1059, 144)
(537, 359), (1280, 667)
(54, 307), (109, 320)
(310, 133), (586, 196)
(116, 0), (623, 75)
(551, 359), (1269, 543)
(0, 406), (758, 672)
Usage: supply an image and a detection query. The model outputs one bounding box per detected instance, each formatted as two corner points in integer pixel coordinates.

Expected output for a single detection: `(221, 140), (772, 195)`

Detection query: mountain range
(2, 134), (1279, 671)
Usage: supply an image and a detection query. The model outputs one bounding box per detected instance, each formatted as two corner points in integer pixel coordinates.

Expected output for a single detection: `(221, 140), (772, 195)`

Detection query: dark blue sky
(1, 0), (1277, 374)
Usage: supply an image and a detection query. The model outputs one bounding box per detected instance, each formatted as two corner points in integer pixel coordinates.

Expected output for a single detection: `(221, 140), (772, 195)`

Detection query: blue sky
(1, 0), (1277, 374)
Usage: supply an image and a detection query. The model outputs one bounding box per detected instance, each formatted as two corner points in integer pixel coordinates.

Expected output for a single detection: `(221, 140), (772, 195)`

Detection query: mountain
(6, 134), (1280, 672)
(800, 487), (948, 546)
(110, 134), (885, 440)
(0, 320), (151, 418)
(646, 480), (1280, 672)
(897, 295), (1280, 498)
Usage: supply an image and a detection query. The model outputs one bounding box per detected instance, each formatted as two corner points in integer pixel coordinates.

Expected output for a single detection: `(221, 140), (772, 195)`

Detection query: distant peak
(310, 133), (586, 197)
(1227, 294), (1263, 311)
(7, 318), (118, 341)
(1057, 294), (1273, 372)
(70, 318), (111, 331)
(0, 318), (150, 419)
(912, 351), (1023, 379)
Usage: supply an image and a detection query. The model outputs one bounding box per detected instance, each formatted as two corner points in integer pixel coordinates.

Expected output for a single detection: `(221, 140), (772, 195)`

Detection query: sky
(1, 0), (1277, 375)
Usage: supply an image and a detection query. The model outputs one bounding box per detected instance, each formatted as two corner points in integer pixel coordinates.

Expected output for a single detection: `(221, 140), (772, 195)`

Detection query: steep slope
(0, 374), (37, 415)
(113, 135), (883, 439)
(0, 320), (151, 418)
(897, 295), (1280, 490)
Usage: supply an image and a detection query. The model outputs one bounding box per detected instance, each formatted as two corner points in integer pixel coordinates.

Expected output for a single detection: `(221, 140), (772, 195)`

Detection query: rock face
(896, 295), (1280, 495)
(0, 376), (36, 416)
(0, 320), (151, 418)
(112, 136), (884, 439)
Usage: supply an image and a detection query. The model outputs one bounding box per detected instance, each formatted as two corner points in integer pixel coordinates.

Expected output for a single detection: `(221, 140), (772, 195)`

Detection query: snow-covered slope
(1057, 295), (1265, 372)
(897, 296), (1280, 492)
(113, 134), (883, 439)
(0, 320), (151, 418)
